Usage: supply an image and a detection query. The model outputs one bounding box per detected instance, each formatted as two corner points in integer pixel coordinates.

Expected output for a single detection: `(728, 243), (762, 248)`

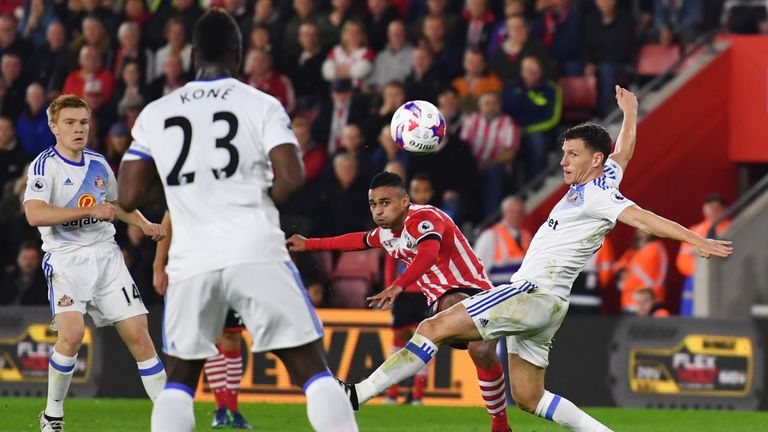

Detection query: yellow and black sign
(629, 334), (753, 397)
(0, 323), (94, 383)
(196, 309), (485, 406)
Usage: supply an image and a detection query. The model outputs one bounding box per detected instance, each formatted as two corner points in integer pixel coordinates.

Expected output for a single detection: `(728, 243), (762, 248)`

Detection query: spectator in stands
(371, 125), (410, 174)
(530, 0), (583, 75)
(18, 0), (57, 49)
(582, 0), (635, 116)
(244, 24), (277, 73)
(286, 22), (327, 111)
(501, 55), (562, 180)
(410, 0), (462, 44)
(113, 21), (154, 87)
(615, 228), (669, 313)
(63, 45), (115, 112)
(0, 15), (32, 64)
(0, 241), (48, 305)
(460, 92), (519, 218)
(154, 17), (192, 78)
(336, 123), (374, 184)
(409, 172), (436, 206)
(462, 0), (496, 51)
(487, 0), (526, 57)
(312, 78), (368, 154)
(437, 86), (464, 139)
(244, 49), (296, 114)
(146, 51), (187, 101)
(571, 237), (615, 314)
(16, 83), (54, 159)
(319, 0), (357, 44)
(364, 81), (406, 148)
(66, 0), (116, 39)
(106, 121), (130, 174)
(489, 14), (549, 84)
(420, 14), (463, 82)
(653, 0), (703, 45)
(452, 48), (503, 111)
(1, 52), (28, 121)
(113, 60), (147, 114)
(246, 0), (284, 56)
(293, 117), (327, 184)
(676, 193), (731, 316)
(633, 287), (670, 317)
(322, 19), (376, 89)
(363, 0), (399, 52)
(282, 0), (335, 64)
(120, 0), (152, 29)
(404, 46), (442, 103)
(473, 195), (531, 285)
(315, 152), (371, 236)
(0, 115), (26, 193)
(368, 20), (415, 91)
(67, 16), (112, 69)
(30, 21), (68, 93)
(145, 0), (202, 50)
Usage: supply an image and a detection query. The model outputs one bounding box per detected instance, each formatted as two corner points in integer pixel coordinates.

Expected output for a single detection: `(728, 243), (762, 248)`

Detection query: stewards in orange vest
(676, 193), (731, 316)
(615, 229), (669, 313)
(570, 237), (615, 314)
(474, 196), (532, 285)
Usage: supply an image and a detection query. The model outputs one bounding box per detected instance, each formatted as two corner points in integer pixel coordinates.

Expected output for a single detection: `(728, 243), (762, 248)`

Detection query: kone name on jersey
(61, 217), (103, 229)
(179, 86), (235, 105)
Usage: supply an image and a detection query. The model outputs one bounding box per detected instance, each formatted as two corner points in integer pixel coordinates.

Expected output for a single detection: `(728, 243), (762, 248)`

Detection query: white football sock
(151, 384), (196, 432)
(356, 333), (437, 403)
(137, 355), (167, 401)
(304, 372), (358, 432)
(534, 390), (613, 432)
(45, 350), (77, 418)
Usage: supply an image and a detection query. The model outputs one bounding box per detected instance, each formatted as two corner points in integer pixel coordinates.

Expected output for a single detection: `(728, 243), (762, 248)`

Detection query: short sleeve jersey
(24, 147), (117, 253)
(513, 159), (635, 299)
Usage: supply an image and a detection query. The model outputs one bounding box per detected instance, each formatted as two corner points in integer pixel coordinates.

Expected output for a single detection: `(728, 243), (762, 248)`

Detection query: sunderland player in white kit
(117, 10), (357, 432)
(337, 87), (733, 431)
(24, 95), (167, 432)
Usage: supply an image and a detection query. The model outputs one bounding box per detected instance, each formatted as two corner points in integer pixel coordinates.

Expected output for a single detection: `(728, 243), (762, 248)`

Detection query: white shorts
(461, 280), (568, 368)
(162, 260), (324, 360)
(43, 242), (147, 327)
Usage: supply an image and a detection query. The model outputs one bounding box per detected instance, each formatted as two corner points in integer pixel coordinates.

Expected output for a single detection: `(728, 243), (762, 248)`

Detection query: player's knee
(58, 328), (84, 353)
(415, 318), (444, 344)
(467, 341), (498, 367)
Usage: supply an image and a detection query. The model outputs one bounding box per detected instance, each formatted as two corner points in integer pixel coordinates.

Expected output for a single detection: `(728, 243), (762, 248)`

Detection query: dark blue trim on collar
(192, 76), (232, 82)
(52, 146), (85, 166)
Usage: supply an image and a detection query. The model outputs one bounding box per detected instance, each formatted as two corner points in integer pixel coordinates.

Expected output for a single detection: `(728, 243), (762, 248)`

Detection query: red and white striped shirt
(323, 45), (376, 88)
(366, 204), (493, 304)
(246, 71), (296, 114)
(459, 112), (520, 165)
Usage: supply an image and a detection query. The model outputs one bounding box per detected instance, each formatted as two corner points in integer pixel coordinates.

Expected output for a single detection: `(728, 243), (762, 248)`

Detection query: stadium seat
(559, 75), (598, 121)
(328, 279), (370, 308)
(328, 249), (381, 309)
(311, 250), (334, 283)
(636, 44), (682, 76)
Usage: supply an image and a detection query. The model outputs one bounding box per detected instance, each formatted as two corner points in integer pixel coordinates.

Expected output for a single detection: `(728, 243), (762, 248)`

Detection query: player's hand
(615, 86), (638, 114)
(286, 234), (308, 252)
(90, 202), (115, 222)
(695, 238), (733, 259)
(367, 285), (404, 311)
(152, 263), (168, 295)
(142, 222), (167, 242)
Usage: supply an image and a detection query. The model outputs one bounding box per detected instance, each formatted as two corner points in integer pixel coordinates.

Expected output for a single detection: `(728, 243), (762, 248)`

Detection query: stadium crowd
(0, 0), (748, 312)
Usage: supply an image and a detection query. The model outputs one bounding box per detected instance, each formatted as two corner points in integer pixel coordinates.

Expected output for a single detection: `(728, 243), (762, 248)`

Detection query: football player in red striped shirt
(288, 172), (511, 432)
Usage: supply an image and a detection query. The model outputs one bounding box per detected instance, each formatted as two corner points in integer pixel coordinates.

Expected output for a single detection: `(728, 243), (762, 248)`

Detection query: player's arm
(269, 143), (305, 205)
(112, 202), (166, 242)
(286, 232), (371, 252)
(608, 86), (638, 172)
(25, 199), (115, 227)
(367, 238), (441, 310)
(152, 211), (172, 295)
(117, 159), (164, 212)
(617, 205), (733, 258)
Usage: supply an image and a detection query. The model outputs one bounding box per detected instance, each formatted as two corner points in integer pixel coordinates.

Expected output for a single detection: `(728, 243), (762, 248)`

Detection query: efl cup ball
(390, 100), (446, 154)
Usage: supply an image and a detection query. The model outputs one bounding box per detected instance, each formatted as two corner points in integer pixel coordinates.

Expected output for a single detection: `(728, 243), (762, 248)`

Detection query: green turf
(4, 398), (768, 431)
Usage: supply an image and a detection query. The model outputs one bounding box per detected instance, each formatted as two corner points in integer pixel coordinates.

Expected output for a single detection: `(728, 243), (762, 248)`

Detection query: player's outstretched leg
(41, 312), (84, 431)
(151, 357), (204, 432)
(509, 354), (613, 432)
(115, 315), (167, 401)
(468, 340), (511, 432)
(352, 303), (482, 405)
(273, 339), (357, 432)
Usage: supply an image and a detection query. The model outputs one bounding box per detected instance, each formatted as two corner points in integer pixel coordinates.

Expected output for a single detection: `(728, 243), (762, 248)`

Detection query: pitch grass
(3, 398), (768, 431)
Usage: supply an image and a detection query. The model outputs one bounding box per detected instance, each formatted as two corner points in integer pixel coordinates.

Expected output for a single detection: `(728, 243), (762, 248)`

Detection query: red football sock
(223, 349), (242, 413)
(476, 362), (509, 432)
(204, 349), (228, 410)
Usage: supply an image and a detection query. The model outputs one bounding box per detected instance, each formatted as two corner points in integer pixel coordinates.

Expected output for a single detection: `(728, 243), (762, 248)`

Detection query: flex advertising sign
(196, 309), (484, 406)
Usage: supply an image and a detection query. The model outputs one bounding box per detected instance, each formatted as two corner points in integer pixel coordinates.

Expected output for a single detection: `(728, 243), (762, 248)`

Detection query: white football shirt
(122, 77), (297, 281)
(512, 158), (635, 300)
(24, 147), (118, 253)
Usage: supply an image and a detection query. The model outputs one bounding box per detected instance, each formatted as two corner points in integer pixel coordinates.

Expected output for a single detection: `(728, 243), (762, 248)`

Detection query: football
(390, 100), (446, 154)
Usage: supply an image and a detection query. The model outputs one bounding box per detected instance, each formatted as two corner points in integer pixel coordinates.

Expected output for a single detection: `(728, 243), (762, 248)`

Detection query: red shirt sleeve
(405, 210), (447, 244)
(365, 228), (383, 248)
(305, 232), (368, 251)
(393, 239), (440, 288)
